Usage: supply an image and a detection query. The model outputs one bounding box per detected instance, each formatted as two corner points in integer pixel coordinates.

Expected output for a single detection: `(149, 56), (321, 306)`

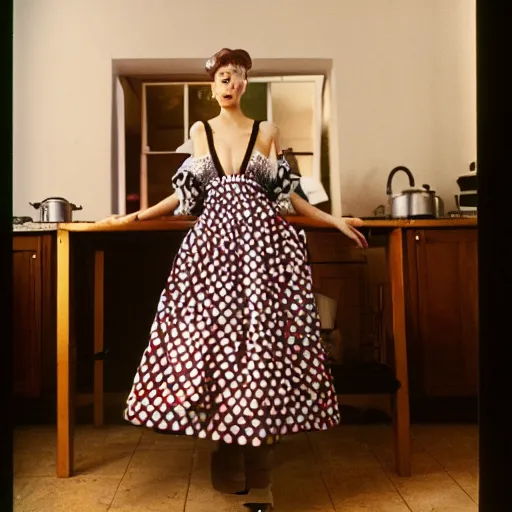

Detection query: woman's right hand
(332, 217), (368, 249)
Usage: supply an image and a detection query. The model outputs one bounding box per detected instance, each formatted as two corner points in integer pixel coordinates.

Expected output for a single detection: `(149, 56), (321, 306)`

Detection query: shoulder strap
(202, 120), (214, 153)
(240, 120), (261, 174)
(203, 121), (225, 176)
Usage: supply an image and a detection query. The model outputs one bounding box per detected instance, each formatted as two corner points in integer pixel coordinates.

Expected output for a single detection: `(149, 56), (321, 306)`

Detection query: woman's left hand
(332, 217), (368, 249)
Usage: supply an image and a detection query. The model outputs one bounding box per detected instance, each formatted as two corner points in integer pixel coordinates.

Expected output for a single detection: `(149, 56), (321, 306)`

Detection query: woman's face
(211, 64), (247, 108)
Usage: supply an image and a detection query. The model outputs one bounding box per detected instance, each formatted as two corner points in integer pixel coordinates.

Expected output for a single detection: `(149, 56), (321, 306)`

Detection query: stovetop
(356, 207), (477, 220)
(13, 216), (34, 225)
(446, 209), (477, 218)
(13, 217), (95, 232)
(13, 217), (94, 224)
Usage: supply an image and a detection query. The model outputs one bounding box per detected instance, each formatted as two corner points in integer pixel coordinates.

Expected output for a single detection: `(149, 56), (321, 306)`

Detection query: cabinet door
(13, 236), (42, 397)
(412, 229), (478, 397)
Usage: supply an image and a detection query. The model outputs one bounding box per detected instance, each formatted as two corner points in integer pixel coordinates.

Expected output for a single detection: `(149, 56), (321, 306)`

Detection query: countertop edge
(55, 216), (477, 232)
(13, 216), (477, 233)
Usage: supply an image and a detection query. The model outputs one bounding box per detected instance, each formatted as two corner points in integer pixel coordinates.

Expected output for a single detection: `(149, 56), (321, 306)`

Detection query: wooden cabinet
(13, 234), (56, 399)
(307, 229), (368, 362)
(404, 229), (478, 410)
(311, 263), (367, 362)
(13, 236), (41, 397)
(12, 226), (478, 422)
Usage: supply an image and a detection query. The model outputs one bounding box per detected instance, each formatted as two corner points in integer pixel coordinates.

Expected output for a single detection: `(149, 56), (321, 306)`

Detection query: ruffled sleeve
(171, 157), (205, 216)
(266, 154), (301, 213)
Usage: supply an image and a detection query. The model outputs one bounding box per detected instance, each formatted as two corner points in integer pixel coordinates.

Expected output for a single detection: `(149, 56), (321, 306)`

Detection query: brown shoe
(210, 442), (248, 494)
(244, 444), (274, 489)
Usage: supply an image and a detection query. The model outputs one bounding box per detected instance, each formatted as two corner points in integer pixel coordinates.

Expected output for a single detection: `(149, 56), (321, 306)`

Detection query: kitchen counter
(12, 215), (476, 233)
(356, 217), (476, 228)
(54, 215), (477, 232)
(13, 222), (58, 232)
(46, 214), (477, 479)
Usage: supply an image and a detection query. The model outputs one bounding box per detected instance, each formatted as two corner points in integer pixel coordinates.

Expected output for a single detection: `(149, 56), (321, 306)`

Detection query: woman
(102, 48), (367, 497)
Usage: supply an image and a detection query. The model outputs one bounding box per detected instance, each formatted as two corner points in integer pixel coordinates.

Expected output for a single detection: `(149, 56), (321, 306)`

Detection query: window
(122, 76), (325, 211)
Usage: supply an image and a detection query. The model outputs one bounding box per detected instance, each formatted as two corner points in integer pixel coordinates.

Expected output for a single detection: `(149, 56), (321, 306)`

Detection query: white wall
(13, 0), (476, 220)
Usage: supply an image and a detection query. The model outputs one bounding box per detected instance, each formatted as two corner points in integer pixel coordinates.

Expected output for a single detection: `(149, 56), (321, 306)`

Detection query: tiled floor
(13, 423), (478, 511)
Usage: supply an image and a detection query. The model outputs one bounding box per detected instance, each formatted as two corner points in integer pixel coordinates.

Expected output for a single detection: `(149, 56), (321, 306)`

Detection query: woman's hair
(205, 48), (252, 79)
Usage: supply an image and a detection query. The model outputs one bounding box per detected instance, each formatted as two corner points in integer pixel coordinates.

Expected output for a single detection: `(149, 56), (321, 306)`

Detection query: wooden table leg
(388, 228), (412, 477)
(94, 250), (105, 427)
(57, 230), (74, 477)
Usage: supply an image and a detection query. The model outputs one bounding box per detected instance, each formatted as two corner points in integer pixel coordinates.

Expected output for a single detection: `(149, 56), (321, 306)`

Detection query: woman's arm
(290, 192), (337, 227)
(98, 125), (205, 225)
(96, 193), (180, 225)
(136, 193), (180, 221)
(290, 190), (367, 248)
(268, 123), (367, 248)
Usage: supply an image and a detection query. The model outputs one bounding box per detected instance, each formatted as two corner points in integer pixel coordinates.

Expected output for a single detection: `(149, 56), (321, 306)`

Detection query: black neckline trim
(203, 120), (261, 177)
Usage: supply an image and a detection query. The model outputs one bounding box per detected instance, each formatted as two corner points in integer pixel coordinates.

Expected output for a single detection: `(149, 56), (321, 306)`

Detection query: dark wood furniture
(13, 234), (56, 399)
(404, 228), (478, 420)
(13, 217), (477, 480)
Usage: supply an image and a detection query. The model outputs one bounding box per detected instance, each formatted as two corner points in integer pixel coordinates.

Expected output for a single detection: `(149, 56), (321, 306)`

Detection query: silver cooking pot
(398, 185), (436, 218)
(29, 197), (83, 222)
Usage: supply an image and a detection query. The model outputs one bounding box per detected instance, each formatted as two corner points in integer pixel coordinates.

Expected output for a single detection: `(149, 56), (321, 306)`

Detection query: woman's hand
(289, 193), (368, 248)
(332, 217), (368, 249)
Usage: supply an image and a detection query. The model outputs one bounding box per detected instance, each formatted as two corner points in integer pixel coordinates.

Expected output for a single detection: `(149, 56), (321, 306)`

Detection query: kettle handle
(29, 202), (41, 209)
(386, 166), (415, 195)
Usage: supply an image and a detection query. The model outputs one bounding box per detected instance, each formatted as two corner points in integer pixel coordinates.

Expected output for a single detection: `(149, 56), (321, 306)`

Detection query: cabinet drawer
(306, 231), (366, 264)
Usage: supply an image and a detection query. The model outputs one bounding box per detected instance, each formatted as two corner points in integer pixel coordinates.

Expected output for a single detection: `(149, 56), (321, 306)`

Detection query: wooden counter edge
(57, 216), (477, 232)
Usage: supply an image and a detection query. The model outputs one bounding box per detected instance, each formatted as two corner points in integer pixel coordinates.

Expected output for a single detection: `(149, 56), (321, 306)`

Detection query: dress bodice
(172, 149), (300, 216)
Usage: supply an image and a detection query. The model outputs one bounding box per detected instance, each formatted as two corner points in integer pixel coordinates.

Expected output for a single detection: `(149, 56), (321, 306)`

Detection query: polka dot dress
(124, 121), (341, 446)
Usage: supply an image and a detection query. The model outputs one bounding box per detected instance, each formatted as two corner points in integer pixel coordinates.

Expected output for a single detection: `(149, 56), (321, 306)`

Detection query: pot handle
(70, 203), (83, 211)
(29, 202), (41, 209)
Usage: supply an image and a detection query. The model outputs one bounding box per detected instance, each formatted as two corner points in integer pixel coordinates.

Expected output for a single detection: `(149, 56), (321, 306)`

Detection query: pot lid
(402, 184), (435, 194)
(401, 188), (435, 194)
(40, 197), (72, 203)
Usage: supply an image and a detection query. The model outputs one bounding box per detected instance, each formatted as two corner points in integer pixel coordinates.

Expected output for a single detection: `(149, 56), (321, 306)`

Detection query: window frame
(132, 75), (325, 210)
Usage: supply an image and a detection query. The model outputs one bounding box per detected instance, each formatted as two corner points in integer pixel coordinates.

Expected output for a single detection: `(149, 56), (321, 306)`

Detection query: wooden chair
(315, 291), (411, 477)
(329, 362), (410, 476)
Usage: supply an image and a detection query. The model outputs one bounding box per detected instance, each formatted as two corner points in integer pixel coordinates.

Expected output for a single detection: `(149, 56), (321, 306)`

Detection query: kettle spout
(386, 166), (415, 196)
(29, 202), (41, 209)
